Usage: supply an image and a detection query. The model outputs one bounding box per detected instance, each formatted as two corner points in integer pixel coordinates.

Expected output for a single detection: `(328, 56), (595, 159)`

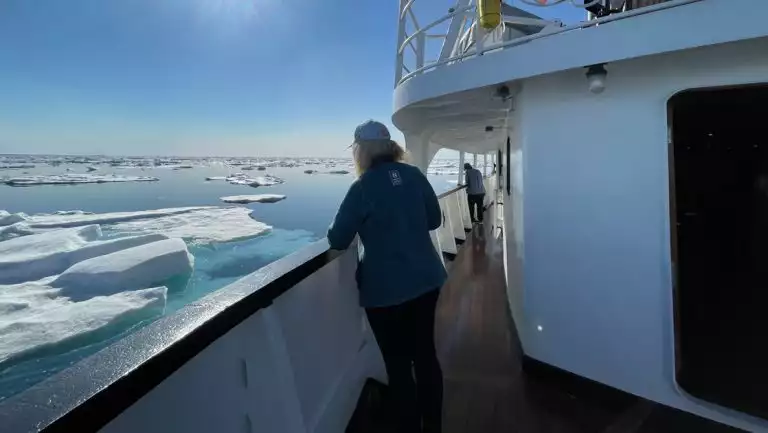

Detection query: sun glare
(194, 0), (272, 31)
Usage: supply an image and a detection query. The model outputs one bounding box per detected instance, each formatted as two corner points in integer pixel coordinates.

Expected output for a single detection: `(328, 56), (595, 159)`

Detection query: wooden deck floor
(434, 221), (744, 433)
(347, 211), (746, 433)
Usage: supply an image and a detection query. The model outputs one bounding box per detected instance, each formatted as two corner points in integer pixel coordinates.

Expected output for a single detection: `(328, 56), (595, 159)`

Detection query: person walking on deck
(464, 163), (486, 223)
(328, 120), (447, 433)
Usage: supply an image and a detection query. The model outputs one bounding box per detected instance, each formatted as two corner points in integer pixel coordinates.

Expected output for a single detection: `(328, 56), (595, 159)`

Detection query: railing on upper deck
(395, 0), (700, 87)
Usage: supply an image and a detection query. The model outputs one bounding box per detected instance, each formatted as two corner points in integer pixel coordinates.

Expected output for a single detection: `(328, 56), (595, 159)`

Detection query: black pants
(468, 193), (485, 222)
(366, 290), (443, 433)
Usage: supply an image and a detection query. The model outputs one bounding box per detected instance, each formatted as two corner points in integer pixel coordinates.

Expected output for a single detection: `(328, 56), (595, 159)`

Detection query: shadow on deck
(351, 217), (744, 432)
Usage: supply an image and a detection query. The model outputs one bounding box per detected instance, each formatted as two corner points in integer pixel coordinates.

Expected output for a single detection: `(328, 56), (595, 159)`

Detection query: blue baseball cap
(353, 120), (391, 145)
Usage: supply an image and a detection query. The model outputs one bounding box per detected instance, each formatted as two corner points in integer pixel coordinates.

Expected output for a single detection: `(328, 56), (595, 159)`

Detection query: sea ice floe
(107, 207), (271, 244)
(0, 164), (35, 169)
(427, 169), (460, 176)
(0, 207), (271, 244)
(17, 207), (270, 244)
(17, 207), (206, 229)
(220, 194), (286, 204)
(3, 173), (159, 187)
(0, 285), (167, 365)
(0, 211), (26, 227)
(248, 175), (285, 187)
(53, 238), (193, 300)
(0, 233), (197, 365)
(223, 173), (285, 187)
(0, 226), (169, 284)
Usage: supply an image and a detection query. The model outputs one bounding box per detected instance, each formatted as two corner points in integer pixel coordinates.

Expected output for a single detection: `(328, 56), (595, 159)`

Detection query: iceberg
(0, 226), (168, 284)
(220, 194), (286, 204)
(3, 173), (159, 187)
(205, 176), (227, 181)
(53, 238), (193, 300)
(0, 286), (167, 365)
(328, 170), (351, 175)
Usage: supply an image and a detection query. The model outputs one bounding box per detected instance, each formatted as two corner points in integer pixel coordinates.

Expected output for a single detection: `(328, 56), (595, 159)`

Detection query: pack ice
(207, 173), (286, 187)
(220, 194), (286, 204)
(0, 206), (272, 367)
(0, 286), (167, 365)
(3, 173), (159, 186)
(1, 206), (272, 243)
(0, 238), (191, 365)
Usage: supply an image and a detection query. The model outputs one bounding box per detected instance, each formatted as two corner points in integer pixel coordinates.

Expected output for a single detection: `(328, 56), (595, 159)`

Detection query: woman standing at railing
(328, 120), (447, 433)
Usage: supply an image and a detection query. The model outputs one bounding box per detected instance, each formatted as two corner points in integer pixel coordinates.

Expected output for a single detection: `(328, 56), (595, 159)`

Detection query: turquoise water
(0, 159), (458, 400)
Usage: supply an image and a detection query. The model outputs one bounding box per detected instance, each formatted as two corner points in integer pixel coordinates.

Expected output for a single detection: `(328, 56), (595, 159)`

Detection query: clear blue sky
(0, 1), (584, 157)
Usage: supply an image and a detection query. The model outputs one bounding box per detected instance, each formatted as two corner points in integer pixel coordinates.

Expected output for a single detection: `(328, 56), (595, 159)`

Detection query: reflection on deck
(433, 221), (742, 433)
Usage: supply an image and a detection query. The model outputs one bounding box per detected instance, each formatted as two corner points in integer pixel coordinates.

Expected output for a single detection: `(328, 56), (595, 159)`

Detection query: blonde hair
(352, 139), (407, 176)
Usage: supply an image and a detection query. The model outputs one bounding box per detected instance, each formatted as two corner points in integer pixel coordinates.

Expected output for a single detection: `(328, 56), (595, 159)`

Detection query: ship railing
(0, 183), (492, 433)
(0, 239), (390, 433)
(431, 174), (498, 261)
(395, 0), (702, 87)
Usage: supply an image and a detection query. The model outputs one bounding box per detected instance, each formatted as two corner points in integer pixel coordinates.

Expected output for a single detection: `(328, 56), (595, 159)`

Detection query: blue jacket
(328, 161), (447, 308)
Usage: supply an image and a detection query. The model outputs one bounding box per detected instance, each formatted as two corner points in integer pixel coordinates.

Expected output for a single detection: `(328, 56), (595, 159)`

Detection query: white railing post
(430, 230), (444, 266)
(394, 0), (407, 86)
(473, 153), (478, 167)
(458, 151), (465, 185)
(450, 194), (467, 241)
(475, 25), (485, 57)
(439, 0), (471, 61)
(437, 197), (458, 255)
(416, 32), (426, 70)
(483, 154), (488, 176)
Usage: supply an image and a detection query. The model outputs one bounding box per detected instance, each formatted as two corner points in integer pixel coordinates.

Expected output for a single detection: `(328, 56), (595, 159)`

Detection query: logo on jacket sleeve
(389, 170), (402, 186)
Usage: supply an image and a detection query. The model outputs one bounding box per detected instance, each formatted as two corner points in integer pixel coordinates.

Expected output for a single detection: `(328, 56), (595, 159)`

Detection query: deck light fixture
(586, 64), (608, 94)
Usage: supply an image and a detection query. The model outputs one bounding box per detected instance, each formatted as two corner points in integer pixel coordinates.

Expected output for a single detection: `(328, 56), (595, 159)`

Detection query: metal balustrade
(395, 0), (703, 87)
(431, 174), (497, 263)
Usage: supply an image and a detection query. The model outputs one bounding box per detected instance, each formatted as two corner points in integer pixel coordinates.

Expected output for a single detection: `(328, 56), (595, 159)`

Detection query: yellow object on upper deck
(478, 0), (502, 30)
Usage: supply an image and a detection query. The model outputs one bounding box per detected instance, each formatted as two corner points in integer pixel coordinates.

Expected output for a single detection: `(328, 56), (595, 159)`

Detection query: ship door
(670, 85), (768, 419)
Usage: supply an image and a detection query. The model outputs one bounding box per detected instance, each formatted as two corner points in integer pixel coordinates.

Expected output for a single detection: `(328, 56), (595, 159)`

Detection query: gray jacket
(465, 168), (485, 195)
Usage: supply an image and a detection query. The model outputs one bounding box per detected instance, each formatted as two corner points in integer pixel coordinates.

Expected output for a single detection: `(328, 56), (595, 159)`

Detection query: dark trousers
(468, 193), (485, 222)
(366, 290), (443, 433)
